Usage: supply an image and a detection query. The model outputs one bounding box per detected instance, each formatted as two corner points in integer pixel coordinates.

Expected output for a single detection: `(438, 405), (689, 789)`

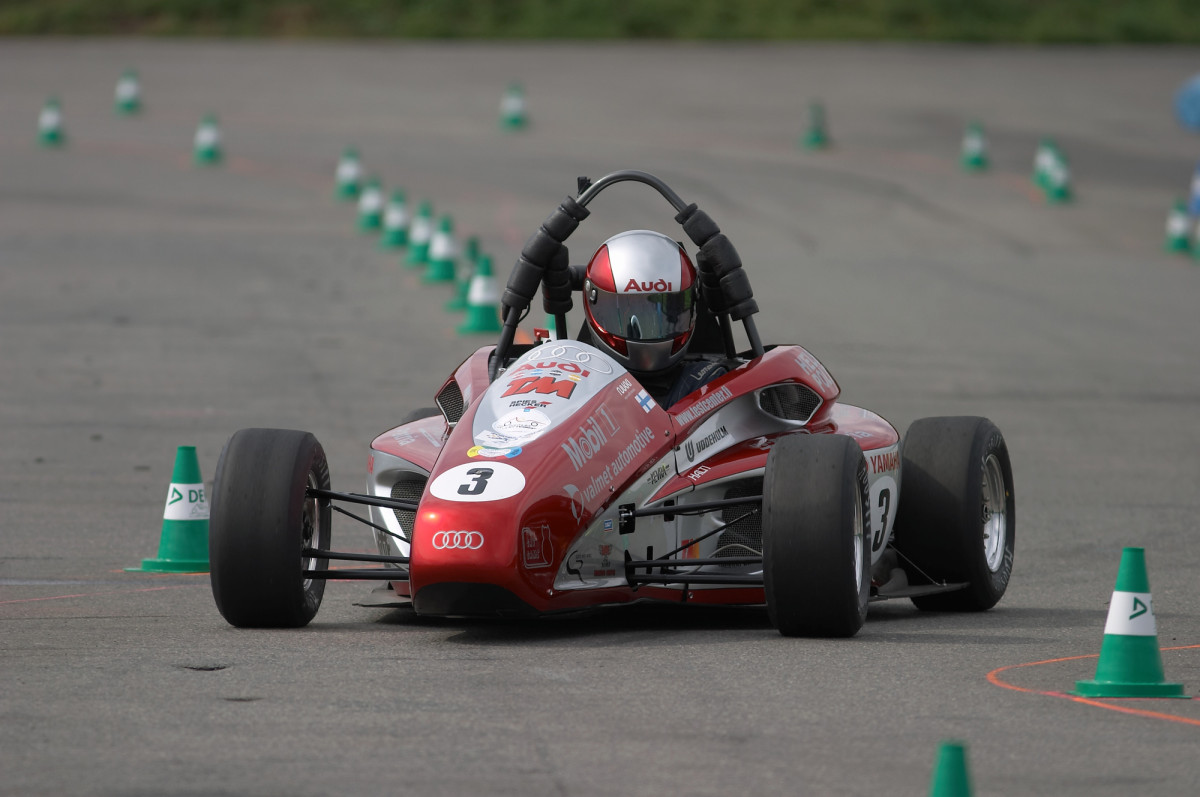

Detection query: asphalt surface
(3, 40), (1200, 796)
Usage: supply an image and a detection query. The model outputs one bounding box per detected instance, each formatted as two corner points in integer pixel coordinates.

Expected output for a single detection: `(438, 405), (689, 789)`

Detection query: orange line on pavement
(0, 584), (199, 605)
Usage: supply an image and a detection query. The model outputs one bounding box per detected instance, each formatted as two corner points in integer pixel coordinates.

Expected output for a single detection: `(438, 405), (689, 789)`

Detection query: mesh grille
(714, 478), (763, 559)
(436, 380), (464, 425)
(759, 383), (822, 424)
(390, 474), (427, 542)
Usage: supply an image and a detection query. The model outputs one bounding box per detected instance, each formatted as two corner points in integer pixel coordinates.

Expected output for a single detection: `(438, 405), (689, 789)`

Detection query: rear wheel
(762, 434), (870, 637)
(892, 416), (1014, 611)
(209, 428), (331, 628)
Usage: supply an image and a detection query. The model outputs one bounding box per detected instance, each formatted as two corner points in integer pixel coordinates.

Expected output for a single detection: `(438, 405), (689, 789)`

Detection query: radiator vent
(713, 478), (763, 559)
(435, 380), (464, 426)
(390, 474), (427, 542)
(758, 383), (822, 424)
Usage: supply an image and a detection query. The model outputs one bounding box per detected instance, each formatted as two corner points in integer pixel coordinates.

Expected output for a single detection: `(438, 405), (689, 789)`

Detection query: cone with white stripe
(357, 177), (384, 232)
(405, 201), (434, 269)
(335, 146), (363, 200)
(960, 121), (988, 172)
(457, 254), (502, 334)
(38, 96), (66, 148)
(193, 113), (222, 166)
(500, 81), (528, 130)
(128, 446), (210, 573)
(928, 740), (973, 797)
(380, 189), (409, 248)
(1043, 148), (1073, 204)
(1072, 547), (1186, 698)
(424, 214), (458, 283)
(1165, 199), (1190, 253)
(1032, 138), (1058, 189)
(446, 236), (480, 311)
(800, 101), (829, 150)
(114, 68), (142, 115)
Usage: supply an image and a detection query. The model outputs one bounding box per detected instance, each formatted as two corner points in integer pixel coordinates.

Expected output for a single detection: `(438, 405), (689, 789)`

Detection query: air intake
(435, 380), (464, 426)
(758, 383), (821, 424)
(390, 473), (427, 542)
(714, 478), (763, 560)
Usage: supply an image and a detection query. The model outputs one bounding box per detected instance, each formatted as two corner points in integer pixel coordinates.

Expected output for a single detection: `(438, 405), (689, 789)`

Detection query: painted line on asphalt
(0, 584), (199, 605)
(987, 645), (1200, 727)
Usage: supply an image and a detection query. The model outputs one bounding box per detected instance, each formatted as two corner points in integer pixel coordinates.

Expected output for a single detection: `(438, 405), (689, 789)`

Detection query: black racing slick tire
(892, 416), (1014, 612)
(209, 428), (331, 628)
(762, 434), (871, 638)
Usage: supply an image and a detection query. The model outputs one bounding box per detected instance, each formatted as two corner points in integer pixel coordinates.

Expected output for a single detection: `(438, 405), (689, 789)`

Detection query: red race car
(209, 169), (1014, 637)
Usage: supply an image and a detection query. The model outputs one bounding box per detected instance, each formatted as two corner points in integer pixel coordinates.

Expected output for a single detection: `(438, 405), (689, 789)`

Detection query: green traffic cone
(446, 236), (480, 311)
(928, 741), (972, 797)
(335, 147), (362, 200)
(1032, 138), (1058, 189)
(424, 215), (458, 283)
(960, 121), (988, 172)
(114, 68), (142, 115)
(458, 254), (502, 334)
(1072, 547), (1186, 698)
(357, 177), (384, 232)
(128, 446), (210, 573)
(1043, 151), (1073, 204)
(380, 189), (409, 248)
(500, 81), (528, 130)
(1165, 199), (1190, 253)
(800, 101), (829, 150)
(405, 201), (434, 268)
(38, 97), (66, 148)
(193, 113), (222, 166)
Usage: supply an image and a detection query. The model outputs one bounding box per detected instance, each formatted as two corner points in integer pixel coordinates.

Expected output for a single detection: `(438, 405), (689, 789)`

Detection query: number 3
(458, 467), (494, 496)
(873, 488), (891, 551)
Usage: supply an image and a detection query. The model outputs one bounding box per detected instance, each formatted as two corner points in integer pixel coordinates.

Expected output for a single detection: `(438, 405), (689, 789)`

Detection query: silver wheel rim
(300, 471), (320, 590)
(852, 483), (864, 589)
(981, 453), (1007, 572)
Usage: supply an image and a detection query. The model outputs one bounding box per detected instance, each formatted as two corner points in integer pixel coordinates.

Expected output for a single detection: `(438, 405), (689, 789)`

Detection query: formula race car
(208, 169), (1014, 637)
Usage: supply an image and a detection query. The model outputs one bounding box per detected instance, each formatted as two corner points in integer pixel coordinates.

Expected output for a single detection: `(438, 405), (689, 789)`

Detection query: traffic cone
(500, 81), (528, 130)
(1043, 150), (1073, 204)
(405, 201), (434, 269)
(114, 68), (142, 115)
(128, 446), (210, 573)
(960, 121), (988, 172)
(380, 189), (409, 249)
(357, 177), (384, 232)
(446, 236), (480, 311)
(1164, 199), (1190, 253)
(193, 113), (222, 166)
(800, 101), (830, 150)
(1072, 547), (1186, 698)
(1032, 138), (1058, 189)
(424, 215), (458, 283)
(928, 741), (972, 797)
(335, 146), (362, 200)
(37, 97), (66, 147)
(457, 254), (503, 334)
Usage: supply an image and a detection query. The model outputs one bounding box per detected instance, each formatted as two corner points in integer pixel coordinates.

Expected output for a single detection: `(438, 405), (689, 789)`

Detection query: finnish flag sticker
(635, 389), (656, 413)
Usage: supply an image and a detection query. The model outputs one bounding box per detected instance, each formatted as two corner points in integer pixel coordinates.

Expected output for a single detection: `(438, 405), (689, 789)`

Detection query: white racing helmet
(583, 230), (697, 373)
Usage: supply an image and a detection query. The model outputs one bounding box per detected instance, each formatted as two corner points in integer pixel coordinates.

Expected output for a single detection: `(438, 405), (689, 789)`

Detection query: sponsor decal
(1104, 592), (1158, 636)
(795, 349), (836, 392)
(749, 436), (775, 451)
(616, 378), (633, 396)
(367, 454), (374, 474)
(521, 523), (553, 569)
(163, 483), (209, 521)
(602, 520), (613, 533)
(391, 427), (444, 448)
(681, 539), (699, 559)
(635, 389), (656, 413)
(570, 426), (657, 502)
(591, 568), (617, 577)
(432, 530), (484, 550)
(561, 406), (620, 471)
(429, 462), (525, 503)
(686, 465), (711, 482)
(623, 278), (673, 292)
(684, 425), (728, 463)
(511, 360), (593, 378)
(870, 449), (899, 474)
(491, 408), (551, 442)
(467, 445), (522, 459)
(508, 399), (552, 408)
(646, 461), (671, 487)
(674, 385), (733, 425)
(564, 484), (585, 522)
(502, 376), (576, 399)
(539, 343), (614, 374)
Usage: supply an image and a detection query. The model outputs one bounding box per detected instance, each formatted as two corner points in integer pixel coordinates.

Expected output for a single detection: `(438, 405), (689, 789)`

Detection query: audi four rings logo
(432, 530), (485, 550)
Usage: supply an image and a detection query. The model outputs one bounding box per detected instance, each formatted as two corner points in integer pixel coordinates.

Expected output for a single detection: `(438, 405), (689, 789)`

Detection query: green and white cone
(800, 101), (830, 150)
(193, 114), (222, 166)
(114, 68), (142, 115)
(424, 215), (458, 283)
(380, 189), (409, 248)
(335, 147), (363, 200)
(446, 236), (480, 311)
(1043, 150), (1073, 204)
(1072, 547), (1186, 698)
(38, 97), (66, 147)
(128, 446), (210, 573)
(458, 254), (502, 334)
(928, 741), (972, 797)
(405, 201), (434, 269)
(960, 122), (988, 172)
(1032, 138), (1058, 189)
(500, 81), (528, 130)
(1165, 199), (1190, 253)
(357, 177), (384, 232)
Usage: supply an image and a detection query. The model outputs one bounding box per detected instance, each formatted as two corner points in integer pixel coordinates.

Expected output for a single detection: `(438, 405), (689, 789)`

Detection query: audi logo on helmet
(432, 530), (485, 550)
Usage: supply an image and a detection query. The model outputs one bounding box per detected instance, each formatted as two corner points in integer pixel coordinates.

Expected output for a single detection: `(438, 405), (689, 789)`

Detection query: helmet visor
(587, 284), (695, 342)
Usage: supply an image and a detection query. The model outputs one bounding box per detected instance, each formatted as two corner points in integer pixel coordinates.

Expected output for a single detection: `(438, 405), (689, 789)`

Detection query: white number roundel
(429, 462), (526, 503)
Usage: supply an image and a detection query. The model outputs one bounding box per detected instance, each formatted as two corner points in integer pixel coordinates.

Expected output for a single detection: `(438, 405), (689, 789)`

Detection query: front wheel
(762, 434), (870, 637)
(209, 428), (331, 628)
(892, 416), (1014, 611)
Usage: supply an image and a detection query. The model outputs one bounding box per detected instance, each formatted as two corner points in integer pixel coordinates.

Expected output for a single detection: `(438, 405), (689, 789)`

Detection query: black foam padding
(542, 247), (574, 314)
(719, 269), (755, 307)
(502, 256), (546, 310)
(542, 196), (590, 241)
(522, 229), (562, 265)
(697, 235), (742, 278)
(726, 297), (760, 321)
(675, 203), (721, 247)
